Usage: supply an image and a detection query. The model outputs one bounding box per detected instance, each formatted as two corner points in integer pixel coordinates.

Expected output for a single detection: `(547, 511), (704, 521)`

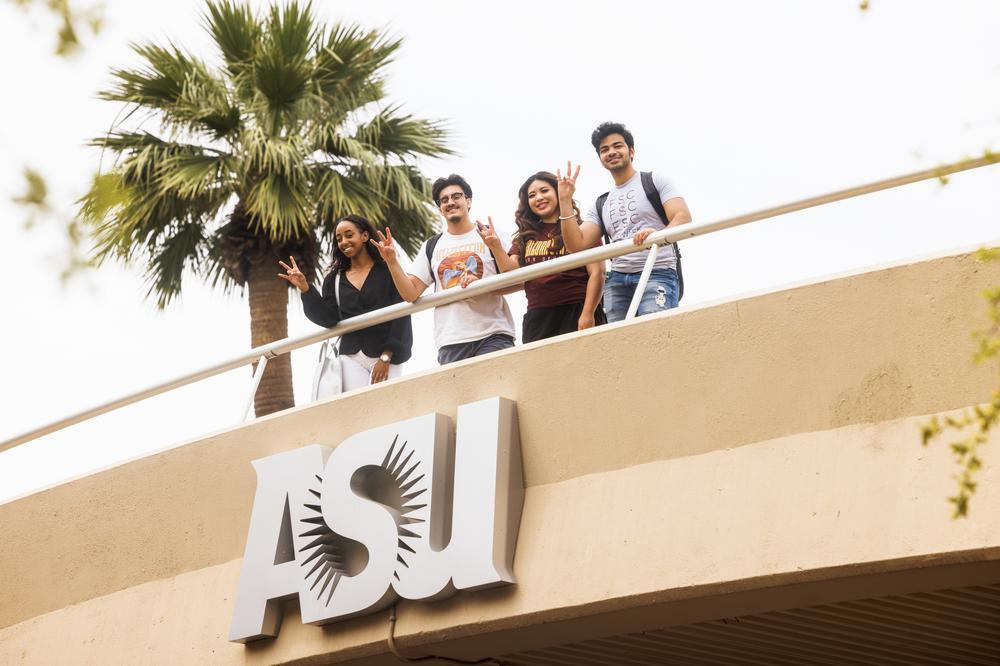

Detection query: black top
(300, 262), (413, 364)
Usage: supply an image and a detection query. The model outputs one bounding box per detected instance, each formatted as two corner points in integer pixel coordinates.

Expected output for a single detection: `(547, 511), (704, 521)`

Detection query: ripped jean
(603, 268), (680, 323)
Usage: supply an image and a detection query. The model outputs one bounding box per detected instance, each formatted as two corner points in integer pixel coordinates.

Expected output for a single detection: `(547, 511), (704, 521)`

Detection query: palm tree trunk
(247, 259), (294, 416)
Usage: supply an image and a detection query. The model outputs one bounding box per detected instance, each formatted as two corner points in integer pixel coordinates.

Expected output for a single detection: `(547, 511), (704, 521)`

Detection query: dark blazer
(300, 262), (413, 364)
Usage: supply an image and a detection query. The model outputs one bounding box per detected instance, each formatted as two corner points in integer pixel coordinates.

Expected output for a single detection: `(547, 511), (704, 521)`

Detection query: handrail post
(241, 354), (270, 422)
(625, 244), (660, 320)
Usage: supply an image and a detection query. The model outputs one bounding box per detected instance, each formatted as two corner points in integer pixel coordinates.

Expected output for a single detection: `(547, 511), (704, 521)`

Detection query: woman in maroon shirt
(483, 171), (606, 343)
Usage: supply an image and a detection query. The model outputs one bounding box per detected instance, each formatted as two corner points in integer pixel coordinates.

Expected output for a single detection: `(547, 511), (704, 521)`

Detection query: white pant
(340, 351), (403, 391)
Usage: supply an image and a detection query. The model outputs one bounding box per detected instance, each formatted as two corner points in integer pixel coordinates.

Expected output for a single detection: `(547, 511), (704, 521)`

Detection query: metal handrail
(2, 155), (997, 452)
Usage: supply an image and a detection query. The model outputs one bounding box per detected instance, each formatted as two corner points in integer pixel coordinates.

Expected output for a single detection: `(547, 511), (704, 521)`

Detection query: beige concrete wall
(3, 412), (998, 665)
(2, 247), (999, 664)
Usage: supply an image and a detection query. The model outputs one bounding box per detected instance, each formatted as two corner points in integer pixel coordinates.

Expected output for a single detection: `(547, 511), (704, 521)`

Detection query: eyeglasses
(438, 192), (467, 207)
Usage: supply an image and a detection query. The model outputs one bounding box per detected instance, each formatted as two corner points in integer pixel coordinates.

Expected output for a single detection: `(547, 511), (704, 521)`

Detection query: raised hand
(556, 160), (581, 202)
(371, 227), (398, 263)
(277, 255), (309, 293)
(475, 216), (501, 251)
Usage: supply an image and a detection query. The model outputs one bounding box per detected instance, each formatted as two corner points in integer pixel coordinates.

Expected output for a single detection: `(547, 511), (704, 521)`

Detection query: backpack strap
(594, 192), (610, 244)
(424, 233), (442, 288)
(639, 170), (684, 301)
(484, 246), (501, 274)
(640, 171), (671, 227)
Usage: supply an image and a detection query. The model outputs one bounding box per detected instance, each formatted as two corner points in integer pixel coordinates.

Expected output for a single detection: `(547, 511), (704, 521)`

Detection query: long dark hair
(329, 214), (383, 274)
(512, 172), (581, 259)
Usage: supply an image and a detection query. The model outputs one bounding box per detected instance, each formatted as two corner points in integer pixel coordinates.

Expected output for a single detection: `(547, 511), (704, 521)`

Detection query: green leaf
(12, 168), (49, 208)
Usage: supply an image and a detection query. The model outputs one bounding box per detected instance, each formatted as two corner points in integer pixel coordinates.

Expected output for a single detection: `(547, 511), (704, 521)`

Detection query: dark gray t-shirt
(583, 171), (682, 273)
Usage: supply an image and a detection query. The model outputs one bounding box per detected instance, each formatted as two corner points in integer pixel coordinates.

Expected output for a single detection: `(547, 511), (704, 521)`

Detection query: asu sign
(229, 397), (524, 643)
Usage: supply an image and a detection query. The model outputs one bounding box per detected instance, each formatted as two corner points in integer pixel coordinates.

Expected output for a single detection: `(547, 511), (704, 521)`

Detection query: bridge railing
(2, 155), (996, 453)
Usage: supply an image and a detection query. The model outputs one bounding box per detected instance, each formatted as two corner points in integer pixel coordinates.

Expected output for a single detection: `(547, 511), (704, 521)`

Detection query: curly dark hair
(512, 172), (581, 260)
(431, 174), (473, 204)
(590, 121), (635, 153)
(329, 214), (383, 274)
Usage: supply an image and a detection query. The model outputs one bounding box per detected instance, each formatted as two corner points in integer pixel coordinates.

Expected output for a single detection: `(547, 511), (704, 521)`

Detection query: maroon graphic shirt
(509, 223), (592, 310)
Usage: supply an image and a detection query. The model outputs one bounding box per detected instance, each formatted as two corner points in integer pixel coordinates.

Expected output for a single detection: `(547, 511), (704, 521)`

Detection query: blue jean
(604, 268), (680, 322)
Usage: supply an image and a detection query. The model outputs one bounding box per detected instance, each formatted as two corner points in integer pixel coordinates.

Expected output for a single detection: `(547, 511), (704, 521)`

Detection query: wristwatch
(379, 353), (391, 363)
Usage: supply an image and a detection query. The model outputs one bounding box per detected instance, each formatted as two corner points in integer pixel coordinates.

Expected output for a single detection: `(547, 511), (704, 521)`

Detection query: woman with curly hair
(279, 214), (412, 391)
(478, 171), (606, 343)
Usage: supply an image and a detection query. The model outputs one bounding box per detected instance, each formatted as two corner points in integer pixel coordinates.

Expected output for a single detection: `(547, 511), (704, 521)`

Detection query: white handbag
(310, 338), (342, 400)
(310, 272), (343, 401)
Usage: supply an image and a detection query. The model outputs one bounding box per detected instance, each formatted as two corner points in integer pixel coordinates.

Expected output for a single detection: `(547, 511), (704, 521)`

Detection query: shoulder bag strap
(640, 171), (684, 300)
(331, 271), (342, 353)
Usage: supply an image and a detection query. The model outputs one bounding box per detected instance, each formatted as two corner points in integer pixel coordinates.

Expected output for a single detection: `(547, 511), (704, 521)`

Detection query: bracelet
(558, 212), (578, 220)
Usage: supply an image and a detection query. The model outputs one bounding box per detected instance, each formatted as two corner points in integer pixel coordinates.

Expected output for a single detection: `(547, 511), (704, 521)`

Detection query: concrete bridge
(2, 246), (998, 665)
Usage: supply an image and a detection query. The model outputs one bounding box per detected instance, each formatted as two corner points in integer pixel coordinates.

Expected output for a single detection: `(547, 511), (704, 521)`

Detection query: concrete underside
(2, 247), (999, 664)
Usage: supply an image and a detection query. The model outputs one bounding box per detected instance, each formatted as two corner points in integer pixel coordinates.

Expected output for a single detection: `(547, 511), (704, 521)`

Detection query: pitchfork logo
(229, 397), (524, 643)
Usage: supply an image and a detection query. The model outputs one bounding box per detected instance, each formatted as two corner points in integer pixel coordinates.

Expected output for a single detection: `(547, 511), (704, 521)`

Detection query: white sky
(1, 0), (999, 503)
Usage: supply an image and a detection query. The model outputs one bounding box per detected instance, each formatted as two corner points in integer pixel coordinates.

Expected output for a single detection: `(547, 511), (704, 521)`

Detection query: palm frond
(312, 165), (385, 226)
(310, 76), (387, 132)
(176, 72), (241, 139)
(101, 43), (191, 107)
(242, 128), (307, 179)
(311, 163), (435, 255)
(313, 23), (400, 109)
(204, 0), (260, 78)
(88, 181), (229, 263)
(81, 135), (234, 265)
(371, 164), (436, 254)
(91, 132), (236, 200)
(144, 222), (209, 308)
(101, 44), (240, 139)
(313, 124), (377, 163)
(252, 1), (316, 118)
(354, 106), (453, 160)
(158, 152), (238, 199)
(268, 1), (316, 61)
(379, 202), (437, 257)
(244, 172), (311, 240)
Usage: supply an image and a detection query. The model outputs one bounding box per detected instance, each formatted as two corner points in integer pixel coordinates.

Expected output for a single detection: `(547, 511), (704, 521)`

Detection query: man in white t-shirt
(558, 121), (693, 322)
(373, 174), (516, 365)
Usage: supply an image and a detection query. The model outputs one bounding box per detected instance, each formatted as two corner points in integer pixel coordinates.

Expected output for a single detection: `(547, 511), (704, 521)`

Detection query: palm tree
(79, 1), (451, 416)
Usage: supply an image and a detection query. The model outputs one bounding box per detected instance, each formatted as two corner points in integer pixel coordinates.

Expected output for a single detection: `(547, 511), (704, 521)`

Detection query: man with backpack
(558, 121), (693, 322)
(373, 174), (516, 365)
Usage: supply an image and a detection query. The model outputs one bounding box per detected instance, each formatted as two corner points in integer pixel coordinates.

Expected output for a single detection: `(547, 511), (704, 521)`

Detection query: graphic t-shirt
(412, 228), (516, 348)
(583, 171), (683, 274)
(508, 223), (591, 310)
